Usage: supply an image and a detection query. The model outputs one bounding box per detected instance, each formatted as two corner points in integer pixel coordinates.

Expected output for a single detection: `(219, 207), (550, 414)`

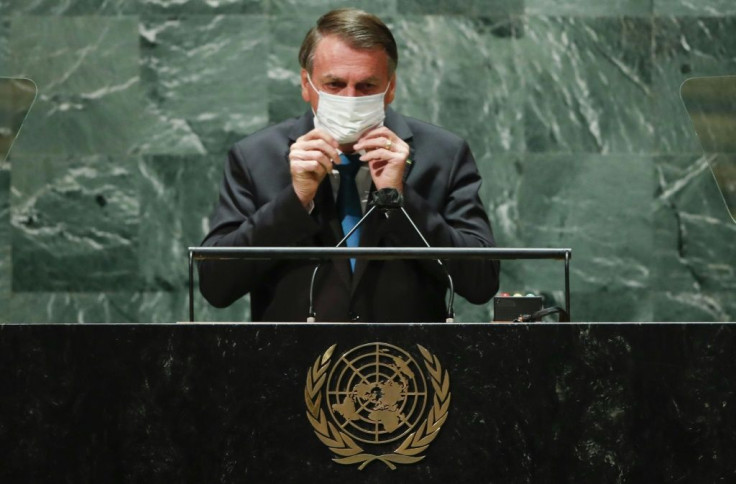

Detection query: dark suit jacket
(198, 108), (500, 322)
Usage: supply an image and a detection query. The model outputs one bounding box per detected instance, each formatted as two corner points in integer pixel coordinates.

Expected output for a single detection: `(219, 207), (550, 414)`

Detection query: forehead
(312, 34), (390, 80)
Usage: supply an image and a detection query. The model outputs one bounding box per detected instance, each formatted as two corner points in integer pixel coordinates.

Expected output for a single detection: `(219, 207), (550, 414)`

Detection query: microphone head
(372, 188), (403, 209)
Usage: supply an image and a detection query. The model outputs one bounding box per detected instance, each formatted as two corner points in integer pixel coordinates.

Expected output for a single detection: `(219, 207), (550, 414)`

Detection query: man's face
(301, 34), (396, 110)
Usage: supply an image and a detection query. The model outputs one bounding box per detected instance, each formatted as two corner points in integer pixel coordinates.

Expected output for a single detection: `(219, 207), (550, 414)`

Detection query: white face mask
(308, 74), (390, 145)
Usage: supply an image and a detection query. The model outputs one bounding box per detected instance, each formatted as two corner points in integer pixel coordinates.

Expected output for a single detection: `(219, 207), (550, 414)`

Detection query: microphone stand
(307, 188), (456, 323)
(307, 204), (377, 322)
(397, 205), (455, 323)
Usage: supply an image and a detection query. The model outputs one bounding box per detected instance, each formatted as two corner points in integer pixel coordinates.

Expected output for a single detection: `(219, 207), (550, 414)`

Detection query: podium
(1, 322), (734, 482)
(188, 246), (573, 322)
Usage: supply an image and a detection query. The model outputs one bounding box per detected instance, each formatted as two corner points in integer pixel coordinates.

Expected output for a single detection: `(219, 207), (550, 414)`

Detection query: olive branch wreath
(304, 344), (451, 470)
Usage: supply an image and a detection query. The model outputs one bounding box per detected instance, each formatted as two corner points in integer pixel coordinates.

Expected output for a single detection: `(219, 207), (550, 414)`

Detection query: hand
(353, 127), (409, 192)
(289, 129), (340, 208)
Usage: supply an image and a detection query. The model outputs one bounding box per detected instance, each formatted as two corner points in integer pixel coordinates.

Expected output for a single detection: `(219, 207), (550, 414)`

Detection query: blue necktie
(336, 153), (362, 271)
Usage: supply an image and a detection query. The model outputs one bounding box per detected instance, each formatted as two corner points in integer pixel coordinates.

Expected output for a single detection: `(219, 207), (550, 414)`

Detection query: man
(198, 8), (500, 322)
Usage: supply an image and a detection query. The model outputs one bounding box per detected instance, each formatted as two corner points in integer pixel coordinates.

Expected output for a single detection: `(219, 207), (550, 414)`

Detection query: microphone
(371, 187), (403, 209)
(307, 194), (379, 322)
(388, 190), (456, 323)
(307, 188), (456, 323)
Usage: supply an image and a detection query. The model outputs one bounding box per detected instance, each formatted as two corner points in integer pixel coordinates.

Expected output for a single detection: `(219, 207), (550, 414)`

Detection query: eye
(324, 81), (345, 91)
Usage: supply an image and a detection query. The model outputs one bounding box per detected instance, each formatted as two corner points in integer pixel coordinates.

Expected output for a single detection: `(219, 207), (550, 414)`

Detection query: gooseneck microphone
(307, 187), (456, 323)
(307, 201), (378, 323)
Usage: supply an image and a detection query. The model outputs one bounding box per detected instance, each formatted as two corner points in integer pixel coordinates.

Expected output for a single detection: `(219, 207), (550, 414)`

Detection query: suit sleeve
(197, 143), (320, 308)
(386, 140), (500, 304)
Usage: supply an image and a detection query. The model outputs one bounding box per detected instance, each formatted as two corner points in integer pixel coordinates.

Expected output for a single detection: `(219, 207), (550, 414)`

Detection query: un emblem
(305, 343), (450, 470)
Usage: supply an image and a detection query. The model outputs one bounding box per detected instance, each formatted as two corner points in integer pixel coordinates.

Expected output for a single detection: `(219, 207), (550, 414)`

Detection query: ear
(301, 69), (312, 103)
(384, 73), (397, 106)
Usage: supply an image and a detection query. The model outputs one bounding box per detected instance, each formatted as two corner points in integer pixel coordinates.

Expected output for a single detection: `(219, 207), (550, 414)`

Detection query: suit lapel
(287, 110), (316, 142)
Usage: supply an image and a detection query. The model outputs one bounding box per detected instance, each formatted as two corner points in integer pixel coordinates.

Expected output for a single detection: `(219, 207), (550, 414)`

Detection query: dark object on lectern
(493, 296), (543, 321)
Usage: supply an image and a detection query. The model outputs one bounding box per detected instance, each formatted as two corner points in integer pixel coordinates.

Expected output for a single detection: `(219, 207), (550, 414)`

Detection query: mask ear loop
(306, 73), (325, 134)
(382, 78), (392, 96)
(306, 73), (320, 94)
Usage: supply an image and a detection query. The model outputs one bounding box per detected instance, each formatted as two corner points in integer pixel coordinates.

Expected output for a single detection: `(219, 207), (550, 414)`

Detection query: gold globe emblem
(326, 343), (427, 444)
(305, 342), (451, 470)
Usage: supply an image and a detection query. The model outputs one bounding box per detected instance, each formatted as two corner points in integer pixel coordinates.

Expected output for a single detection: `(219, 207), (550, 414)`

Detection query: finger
(354, 136), (388, 150)
(291, 138), (340, 163)
(291, 158), (326, 174)
(355, 134), (406, 154)
(291, 135), (338, 153)
(290, 149), (334, 172)
(357, 126), (393, 139)
(354, 126), (390, 145)
(291, 137), (340, 162)
(291, 149), (333, 171)
(291, 159), (331, 185)
(359, 148), (397, 162)
(298, 128), (339, 146)
(358, 139), (408, 160)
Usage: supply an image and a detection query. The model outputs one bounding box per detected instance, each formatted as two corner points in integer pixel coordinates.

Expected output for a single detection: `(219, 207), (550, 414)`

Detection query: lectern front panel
(1, 323), (733, 482)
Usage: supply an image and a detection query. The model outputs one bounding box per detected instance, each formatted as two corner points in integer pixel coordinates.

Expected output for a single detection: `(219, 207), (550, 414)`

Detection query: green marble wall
(1, 0), (735, 322)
